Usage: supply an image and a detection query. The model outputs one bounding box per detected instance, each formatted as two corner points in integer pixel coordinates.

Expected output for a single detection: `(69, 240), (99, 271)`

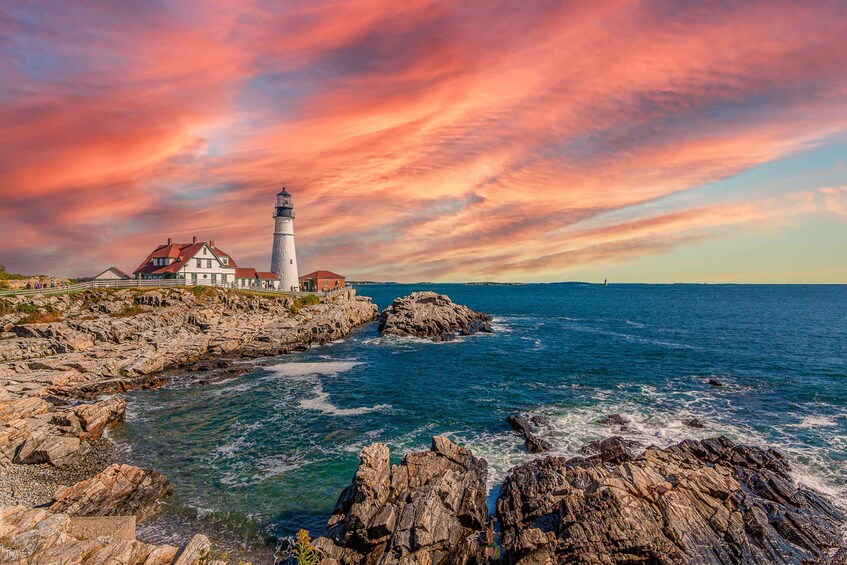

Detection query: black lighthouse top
(274, 186), (295, 219)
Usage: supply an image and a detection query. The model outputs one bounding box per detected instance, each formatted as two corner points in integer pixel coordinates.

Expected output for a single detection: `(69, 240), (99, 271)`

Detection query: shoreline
(0, 286), (379, 562)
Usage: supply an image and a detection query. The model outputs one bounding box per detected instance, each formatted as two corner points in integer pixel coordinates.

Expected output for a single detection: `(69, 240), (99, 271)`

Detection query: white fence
(0, 278), (342, 298)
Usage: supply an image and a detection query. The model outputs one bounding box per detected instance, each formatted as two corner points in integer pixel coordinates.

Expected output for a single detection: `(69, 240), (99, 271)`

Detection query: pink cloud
(1, 1), (846, 279)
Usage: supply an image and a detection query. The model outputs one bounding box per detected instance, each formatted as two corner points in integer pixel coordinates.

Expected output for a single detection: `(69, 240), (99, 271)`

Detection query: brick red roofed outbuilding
(300, 270), (344, 279)
(256, 272), (279, 280)
(235, 268), (258, 279)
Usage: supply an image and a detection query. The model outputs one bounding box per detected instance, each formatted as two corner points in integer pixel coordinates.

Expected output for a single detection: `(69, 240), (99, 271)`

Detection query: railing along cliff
(0, 279), (349, 298)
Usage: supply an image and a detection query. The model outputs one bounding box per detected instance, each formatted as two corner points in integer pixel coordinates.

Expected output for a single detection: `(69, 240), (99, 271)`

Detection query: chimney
(167, 237), (172, 245)
(210, 240), (215, 248)
(192, 236), (197, 244)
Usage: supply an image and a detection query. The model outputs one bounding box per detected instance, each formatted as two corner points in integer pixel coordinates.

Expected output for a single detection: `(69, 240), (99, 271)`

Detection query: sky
(1, 1), (846, 283)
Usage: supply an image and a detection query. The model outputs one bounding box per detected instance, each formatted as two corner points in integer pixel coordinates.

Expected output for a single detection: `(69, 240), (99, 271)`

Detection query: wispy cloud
(1, 1), (846, 279)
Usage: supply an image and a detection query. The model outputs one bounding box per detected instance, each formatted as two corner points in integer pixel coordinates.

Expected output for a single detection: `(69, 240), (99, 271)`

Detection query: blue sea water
(109, 283), (847, 559)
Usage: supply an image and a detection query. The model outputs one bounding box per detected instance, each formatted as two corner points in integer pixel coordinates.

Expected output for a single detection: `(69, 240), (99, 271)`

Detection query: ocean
(108, 283), (847, 561)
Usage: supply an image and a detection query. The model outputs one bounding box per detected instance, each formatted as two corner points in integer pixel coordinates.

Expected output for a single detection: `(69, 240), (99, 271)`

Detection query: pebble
(0, 438), (117, 507)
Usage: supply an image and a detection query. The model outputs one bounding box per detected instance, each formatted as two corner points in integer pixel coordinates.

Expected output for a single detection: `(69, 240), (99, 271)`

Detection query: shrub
(15, 303), (39, 314)
(190, 285), (216, 298)
(293, 530), (320, 565)
(289, 294), (321, 315)
(0, 299), (12, 315)
(19, 308), (62, 325)
(111, 304), (145, 318)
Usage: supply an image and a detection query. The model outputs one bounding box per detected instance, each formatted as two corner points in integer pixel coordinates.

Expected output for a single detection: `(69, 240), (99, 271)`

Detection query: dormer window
(221, 257), (227, 264)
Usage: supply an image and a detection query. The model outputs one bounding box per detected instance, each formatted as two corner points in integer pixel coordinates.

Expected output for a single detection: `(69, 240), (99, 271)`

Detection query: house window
(203, 247), (207, 255)
(206, 260), (212, 268)
(221, 258), (227, 265)
(203, 273), (208, 279)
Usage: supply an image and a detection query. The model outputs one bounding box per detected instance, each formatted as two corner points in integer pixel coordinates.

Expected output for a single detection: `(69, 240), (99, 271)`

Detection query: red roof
(234, 268), (257, 279)
(300, 270), (345, 280)
(256, 272), (279, 280)
(133, 241), (237, 276)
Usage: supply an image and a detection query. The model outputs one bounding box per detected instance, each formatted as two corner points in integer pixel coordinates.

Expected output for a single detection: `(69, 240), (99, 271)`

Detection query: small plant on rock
(293, 529), (320, 565)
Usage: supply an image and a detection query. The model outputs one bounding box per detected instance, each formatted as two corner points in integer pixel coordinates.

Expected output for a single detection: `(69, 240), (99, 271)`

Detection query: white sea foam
(790, 415), (838, 429)
(266, 360), (389, 416)
(266, 361), (360, 378)
(299, 381), (390, 416)
(455, 397), (847, 509)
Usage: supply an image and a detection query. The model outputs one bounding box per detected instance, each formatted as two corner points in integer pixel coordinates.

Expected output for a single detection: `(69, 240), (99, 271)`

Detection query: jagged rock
(578, 436), (638, 463)
(708, 378), (725, 387)
(314, 436), (492, 565)
(72, 396), (126, 439)
(1, 395), (124, 465)
(174, 534), (212, 564)
(596, 413), (629, 427)
(378, 292), (492, 342)
(13, 434), (81, 466)
(507, 415), (552, 453)
(497, 436), (847, 564)
(685, 417), (706, 428)
(49, 463), (171, 521)
(0, 505), (180, 564)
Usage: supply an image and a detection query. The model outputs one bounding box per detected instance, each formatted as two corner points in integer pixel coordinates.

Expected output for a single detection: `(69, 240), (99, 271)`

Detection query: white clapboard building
(132, 237), (280, 289)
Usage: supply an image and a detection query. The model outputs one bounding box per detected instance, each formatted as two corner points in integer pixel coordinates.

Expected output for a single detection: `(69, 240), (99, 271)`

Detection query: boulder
(497, 436), (847, 564)
(13, 434), (81, 466)
(708, 378), (725, 387)
(49, 463), (171, 522)
(314, 436), (492, 564)
(577, 436), (638, 464)
(685, 417), (706, 428)
(378, 292), (492, 342)
(0, 506), (180, 565)
(596, 413), (629, 427)
(507, 415), (552, 453)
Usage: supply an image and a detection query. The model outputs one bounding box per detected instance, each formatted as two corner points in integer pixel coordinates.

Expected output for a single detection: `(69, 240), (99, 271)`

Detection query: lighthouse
(270, 186), (300, 291)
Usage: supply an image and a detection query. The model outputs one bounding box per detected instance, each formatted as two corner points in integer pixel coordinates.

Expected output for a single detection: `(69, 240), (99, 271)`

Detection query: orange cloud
(1, 1), (846, 279)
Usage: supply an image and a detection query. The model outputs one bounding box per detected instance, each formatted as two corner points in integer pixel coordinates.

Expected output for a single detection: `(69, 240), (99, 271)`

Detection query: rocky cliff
(317, 436), (846, 565)
(497, 436), (847, 564)
(377, 292), (492, 342)
(0, 287), (377, 466)
(314, 436), (493, 565)
(0, 286), (378, 564)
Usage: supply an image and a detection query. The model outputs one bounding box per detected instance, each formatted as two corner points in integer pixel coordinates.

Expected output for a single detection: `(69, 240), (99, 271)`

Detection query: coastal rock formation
(0, 505), (215, 564)
(377, 292), (492, 342)
(1, 394), (125, 466)
(496, 436), (847, 564)
(49, 463), (171, 521)
(0, 288), (377, 464)
(577, 435), (638, 464)
(313, 436), (492, 565)
(507, 415), (551, 453)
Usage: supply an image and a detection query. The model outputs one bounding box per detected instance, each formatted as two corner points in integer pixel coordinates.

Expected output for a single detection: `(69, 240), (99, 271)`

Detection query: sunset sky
(2, 1), (846, 282)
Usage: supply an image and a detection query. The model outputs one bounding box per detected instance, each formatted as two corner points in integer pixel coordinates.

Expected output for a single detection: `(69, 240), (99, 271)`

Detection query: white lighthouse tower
(270, 186), (300, 291)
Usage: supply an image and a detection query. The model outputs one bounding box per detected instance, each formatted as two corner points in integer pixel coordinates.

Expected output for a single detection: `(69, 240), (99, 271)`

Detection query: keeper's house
(133, 237), (279, 289)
